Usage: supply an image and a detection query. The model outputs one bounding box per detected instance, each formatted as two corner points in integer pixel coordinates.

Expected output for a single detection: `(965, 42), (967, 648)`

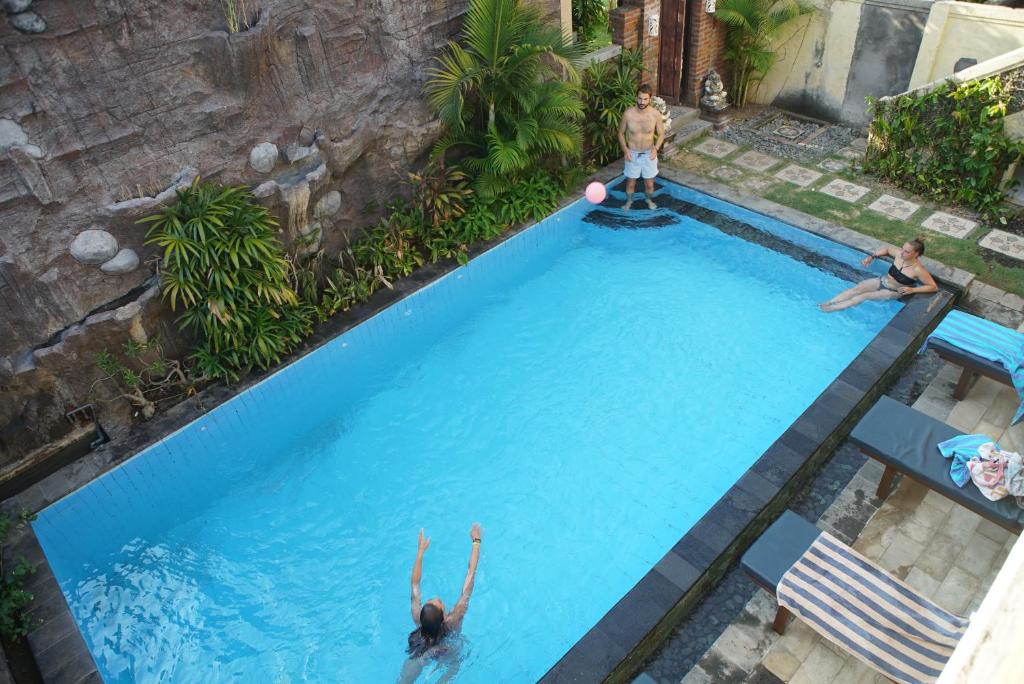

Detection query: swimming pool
(33, 179), (905, 682)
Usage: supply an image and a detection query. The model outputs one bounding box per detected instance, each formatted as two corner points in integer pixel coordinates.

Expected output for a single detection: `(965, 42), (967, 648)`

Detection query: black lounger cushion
(850, 395), (1024, 531)
(929, 337), (1012, 383)
(741, 511), (820, 590)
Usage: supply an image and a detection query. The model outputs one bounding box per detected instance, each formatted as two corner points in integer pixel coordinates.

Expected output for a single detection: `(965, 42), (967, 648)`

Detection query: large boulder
(0, 118), (28, 150)
(100, 249), (140, 275)
(70, 230), (119, 265)
(249, 142), (279, 173)
(9, 10), (45, 33)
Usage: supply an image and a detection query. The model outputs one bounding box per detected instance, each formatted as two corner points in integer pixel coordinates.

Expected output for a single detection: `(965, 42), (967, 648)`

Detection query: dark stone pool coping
(539, 290), (953, 684)
(2, 166), (966, 683)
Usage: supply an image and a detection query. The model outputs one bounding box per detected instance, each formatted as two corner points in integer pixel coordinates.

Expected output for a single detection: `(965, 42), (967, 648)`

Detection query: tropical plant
(865, 76), (1024, 220)
(408, 161), (473, 229)
(714, 0), (814, 108)
(0, 511), (36, 640)
(581, 48), (644, 165)
(91, 338), (199, 419)
(572, 0), (609, 43)
(424, 0), (587, 196)
(141, 178), (315, 381)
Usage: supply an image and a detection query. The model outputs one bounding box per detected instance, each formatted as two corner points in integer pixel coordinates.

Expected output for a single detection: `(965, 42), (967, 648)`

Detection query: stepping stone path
(693, 138), (738, 158)
(733, 150), (780, 173)
(711, 165), (743, 181)
(743, 177), (776, 194)
(818, 158), (849, 173)
(979, 230), (1024, 259)
(921, 211), (978, 239)
(774, 164), (822, 187)
(868, 194), (920, 221)
(818, 179), (870, 202)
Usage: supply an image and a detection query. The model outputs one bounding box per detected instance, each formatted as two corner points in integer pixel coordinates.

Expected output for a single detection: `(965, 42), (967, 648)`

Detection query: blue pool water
(34, 182), (901, 682)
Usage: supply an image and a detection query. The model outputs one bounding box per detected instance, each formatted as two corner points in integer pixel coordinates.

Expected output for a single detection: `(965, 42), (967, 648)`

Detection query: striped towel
(777, 532), (969, 684)
(920, 309), (1024, 424)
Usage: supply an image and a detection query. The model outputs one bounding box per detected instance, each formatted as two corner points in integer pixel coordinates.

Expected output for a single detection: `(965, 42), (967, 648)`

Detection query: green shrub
(865, 76), (1024, 220)
(424, 0), (587, 196)
(573, 0), (609, 43)
(93, 338), (197, 419)
(0, 512), (36, 640)
(141, 178), (314, 381)
(715, 0), (814, 107)
(582, 48), (644, 165)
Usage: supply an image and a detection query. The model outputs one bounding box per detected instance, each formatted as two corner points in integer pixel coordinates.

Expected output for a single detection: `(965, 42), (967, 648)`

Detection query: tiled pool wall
(33, 208), (586, 575)
(5, 170), (963, 684)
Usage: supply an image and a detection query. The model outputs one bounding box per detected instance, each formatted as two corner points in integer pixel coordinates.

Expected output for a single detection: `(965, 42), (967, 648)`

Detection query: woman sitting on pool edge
(406, 523), (482, 659)
(819, 237), (937, 312)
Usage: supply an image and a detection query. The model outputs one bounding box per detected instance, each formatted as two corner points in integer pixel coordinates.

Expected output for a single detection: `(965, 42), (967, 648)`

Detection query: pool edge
(5, 166), (964, 684)
(538, 293), (956, 683)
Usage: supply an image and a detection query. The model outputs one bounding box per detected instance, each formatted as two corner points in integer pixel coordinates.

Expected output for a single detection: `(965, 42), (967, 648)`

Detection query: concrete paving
(676, 363), (1020, 684)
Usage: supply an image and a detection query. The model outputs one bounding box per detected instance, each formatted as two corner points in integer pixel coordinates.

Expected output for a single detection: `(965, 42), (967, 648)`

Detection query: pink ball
(584, 182), (607, 204)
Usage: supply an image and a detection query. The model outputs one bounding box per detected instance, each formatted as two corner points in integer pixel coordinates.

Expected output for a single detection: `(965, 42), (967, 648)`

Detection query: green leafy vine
(865, 76), (1024, 220)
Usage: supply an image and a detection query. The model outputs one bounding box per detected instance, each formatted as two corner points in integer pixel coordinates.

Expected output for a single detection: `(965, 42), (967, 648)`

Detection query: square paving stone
(774, 164), (822, 187)
(867, 194), (920, 220)
(933, 566), (979, 615)
(710, 165), (743, 181)
(817, 179), (870, 202)
(743, 176), (776, 194)
(835, 148), (862, 161)
(922, 211), (977, 238)
(849, 137), (869, 151)
(954, 533), (1002, 578)
(818, 158), (850, 173)
(792, 641), (846, 683)
(979, 229), (1024, 261)
(693, 138), (739, 158)
(763, 646), (802, 681)
(733, 150), (780, 172)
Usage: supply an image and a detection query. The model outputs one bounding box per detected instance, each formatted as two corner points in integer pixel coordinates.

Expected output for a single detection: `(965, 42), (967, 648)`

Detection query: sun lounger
(849, 395), (1024, 533)
(742, 511), (969, 684)
(929, 337), (1014, 400)
(920, 310), (1024, 419)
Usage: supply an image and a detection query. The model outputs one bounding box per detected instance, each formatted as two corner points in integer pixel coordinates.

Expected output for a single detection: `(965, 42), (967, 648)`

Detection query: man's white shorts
(624, 150), (658, 179)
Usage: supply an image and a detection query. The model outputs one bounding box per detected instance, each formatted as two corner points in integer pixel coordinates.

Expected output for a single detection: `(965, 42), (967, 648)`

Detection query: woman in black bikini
(819, 237), (938, 312)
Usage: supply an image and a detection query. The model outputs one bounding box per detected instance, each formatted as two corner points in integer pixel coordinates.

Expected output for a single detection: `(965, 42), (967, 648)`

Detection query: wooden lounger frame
(931, 344), (1014, 401)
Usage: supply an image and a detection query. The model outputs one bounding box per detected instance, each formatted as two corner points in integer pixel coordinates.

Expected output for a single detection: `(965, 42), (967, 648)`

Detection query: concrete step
(668, 118), (712, 146)
(668, 105), (700, 127)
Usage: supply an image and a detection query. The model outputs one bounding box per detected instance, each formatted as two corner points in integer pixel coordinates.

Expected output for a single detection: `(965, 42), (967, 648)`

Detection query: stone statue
(700, 69), (729, 112)
(699, 69), (731, 129)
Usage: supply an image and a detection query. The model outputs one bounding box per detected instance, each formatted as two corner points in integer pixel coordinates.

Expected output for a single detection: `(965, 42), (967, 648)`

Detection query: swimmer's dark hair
(638, 83), (653, 95)
(419, 603), (446, 643)
(909, 236), (925, 255)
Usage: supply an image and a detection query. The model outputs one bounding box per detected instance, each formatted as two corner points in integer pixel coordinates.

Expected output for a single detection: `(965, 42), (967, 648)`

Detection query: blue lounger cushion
(928, 337), (1012, 384)
(849, 395), (1024, 532)
(921, 309), (1024, 423)
(741, 510), (820, 590)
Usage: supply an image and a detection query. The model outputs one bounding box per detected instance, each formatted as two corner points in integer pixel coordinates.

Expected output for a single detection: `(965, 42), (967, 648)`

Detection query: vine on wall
(865, 75), (1024, 220)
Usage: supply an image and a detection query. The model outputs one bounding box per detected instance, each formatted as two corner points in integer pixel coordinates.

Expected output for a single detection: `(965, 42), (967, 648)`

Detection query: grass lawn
(762, 184), (1024, 298)
(669, 140), (1024, 298)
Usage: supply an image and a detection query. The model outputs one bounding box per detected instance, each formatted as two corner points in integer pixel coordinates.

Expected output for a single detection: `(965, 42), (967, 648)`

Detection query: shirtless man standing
(617, 84), (665, 210)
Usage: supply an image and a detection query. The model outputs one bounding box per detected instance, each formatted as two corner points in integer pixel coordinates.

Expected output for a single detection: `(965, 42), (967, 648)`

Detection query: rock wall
(0, 0), (563, 465)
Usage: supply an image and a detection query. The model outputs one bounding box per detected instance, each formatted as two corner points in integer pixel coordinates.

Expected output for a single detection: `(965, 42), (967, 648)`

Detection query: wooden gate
(657, 0), (688, 103)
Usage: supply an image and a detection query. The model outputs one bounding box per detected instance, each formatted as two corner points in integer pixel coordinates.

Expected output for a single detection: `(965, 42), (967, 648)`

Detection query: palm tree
(714, 0), (814, 108)
(424, 0), (587, 195)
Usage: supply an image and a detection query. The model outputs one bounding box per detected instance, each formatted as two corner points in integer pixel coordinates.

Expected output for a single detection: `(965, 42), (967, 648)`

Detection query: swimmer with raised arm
(406, 524), (482, 657)
(819, 237), (937, 312)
